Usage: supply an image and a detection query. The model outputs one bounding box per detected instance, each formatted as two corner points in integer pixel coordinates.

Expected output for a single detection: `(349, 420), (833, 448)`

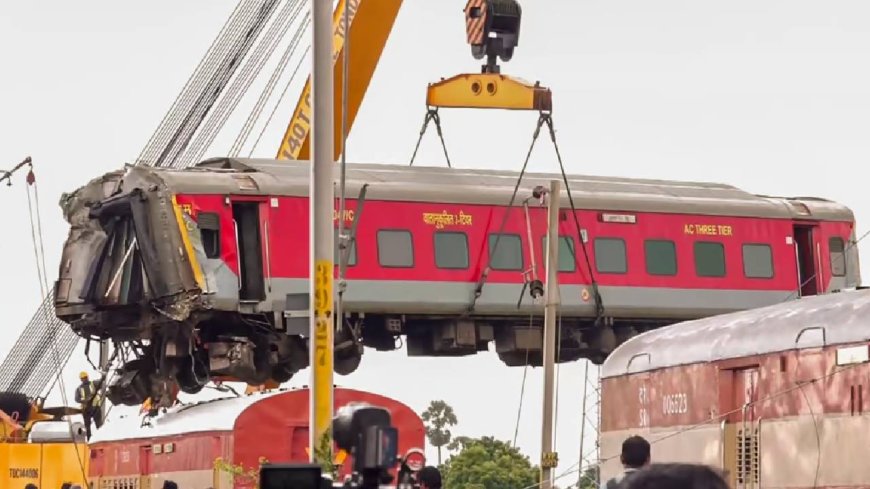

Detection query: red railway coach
(54, 157), (860, 406)
(87, 386), (426, 489)
(599, 288), (870, 489)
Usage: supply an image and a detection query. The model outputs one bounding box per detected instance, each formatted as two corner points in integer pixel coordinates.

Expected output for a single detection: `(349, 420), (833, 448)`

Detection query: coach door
(721, 366), (760, 489)
(231, 198), (271, 303)
(793, 224), (821, 296)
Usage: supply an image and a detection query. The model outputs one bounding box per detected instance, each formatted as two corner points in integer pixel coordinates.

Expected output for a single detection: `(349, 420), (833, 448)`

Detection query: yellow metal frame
(426, 73), (552, 112)
(277, 0), (405, 161)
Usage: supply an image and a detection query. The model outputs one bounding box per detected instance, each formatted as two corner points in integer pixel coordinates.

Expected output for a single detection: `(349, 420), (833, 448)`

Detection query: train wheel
(271, 363), (296, 383)
(334, 349), (362, 376)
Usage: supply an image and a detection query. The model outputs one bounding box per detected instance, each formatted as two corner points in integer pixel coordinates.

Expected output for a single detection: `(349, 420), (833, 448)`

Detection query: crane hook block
(465, 0), (522, 73)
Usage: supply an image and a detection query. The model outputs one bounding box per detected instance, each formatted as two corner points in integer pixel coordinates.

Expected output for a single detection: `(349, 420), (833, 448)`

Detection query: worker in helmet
(74, 371), (104, 439)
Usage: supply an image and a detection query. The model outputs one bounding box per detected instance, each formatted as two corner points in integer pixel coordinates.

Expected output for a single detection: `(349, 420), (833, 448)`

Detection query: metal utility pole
(540, 179), (561, 489)
(309, 0), (335, 464)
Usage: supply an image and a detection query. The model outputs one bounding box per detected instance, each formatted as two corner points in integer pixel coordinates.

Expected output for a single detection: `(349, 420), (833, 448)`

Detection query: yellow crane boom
(276, 0), (404, 161)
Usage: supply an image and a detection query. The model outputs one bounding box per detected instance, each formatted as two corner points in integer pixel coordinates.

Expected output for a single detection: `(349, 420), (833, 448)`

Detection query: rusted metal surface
(602, 289), (870, 379)
(600, 288), (870, 488)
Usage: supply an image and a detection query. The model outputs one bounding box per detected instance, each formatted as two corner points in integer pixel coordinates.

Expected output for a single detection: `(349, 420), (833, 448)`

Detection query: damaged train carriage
(54, 158), (860, 407)
(55, 165), (309, 407)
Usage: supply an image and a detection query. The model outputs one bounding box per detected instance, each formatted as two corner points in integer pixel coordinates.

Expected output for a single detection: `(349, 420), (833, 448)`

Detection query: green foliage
(421, 400), (459, 465)
(441, 436), (538, 489)
(214, 456), (269, 485)
(577, 466), (600, 489)
(447, 435), (473, 452)
(314, 427), (339, 479)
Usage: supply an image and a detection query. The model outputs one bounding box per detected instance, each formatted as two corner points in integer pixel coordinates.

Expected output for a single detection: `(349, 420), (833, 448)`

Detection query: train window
(377, 230), (414, 268)
(694, 241), (726, 277)
(742, 244), (773, 278)
(830, 237), (846, 277)
(333, 228), (357, 267)
(197, 212), (221, 259)
(644, 240), (676, 276)
(594, 238), (627, 274)
(434, 231), (469, 269)
(541, 236), (577, 272)
(488, 233), (524, 270)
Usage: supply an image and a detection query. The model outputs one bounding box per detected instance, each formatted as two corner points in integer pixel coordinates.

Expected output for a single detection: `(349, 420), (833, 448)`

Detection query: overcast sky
(1, 0), (868, 484)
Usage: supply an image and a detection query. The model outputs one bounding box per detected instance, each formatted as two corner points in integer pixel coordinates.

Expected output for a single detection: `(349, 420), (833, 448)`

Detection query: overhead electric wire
(179, 0), (304, 166)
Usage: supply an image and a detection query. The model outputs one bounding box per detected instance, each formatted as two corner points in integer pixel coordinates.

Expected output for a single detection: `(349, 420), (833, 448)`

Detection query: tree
(447, 435), (473, 452)
(421, 400), (458, 465)
(577, 466), (600, 489)
(440, 436), (538, 489)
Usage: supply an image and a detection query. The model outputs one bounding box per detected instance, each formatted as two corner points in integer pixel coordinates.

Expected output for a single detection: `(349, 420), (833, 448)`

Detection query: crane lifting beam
(426, 73), (552, 111)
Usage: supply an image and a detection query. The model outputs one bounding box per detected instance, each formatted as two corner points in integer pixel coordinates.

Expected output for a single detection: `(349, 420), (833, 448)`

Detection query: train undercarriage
(69, 306), (666, 408)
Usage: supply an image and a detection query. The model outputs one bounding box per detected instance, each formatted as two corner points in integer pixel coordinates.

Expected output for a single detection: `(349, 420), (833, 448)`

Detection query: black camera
(260, 403), (419, 489)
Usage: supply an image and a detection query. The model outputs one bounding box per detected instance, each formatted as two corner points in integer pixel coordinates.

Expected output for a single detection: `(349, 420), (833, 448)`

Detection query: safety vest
(77, 381), (102, 408)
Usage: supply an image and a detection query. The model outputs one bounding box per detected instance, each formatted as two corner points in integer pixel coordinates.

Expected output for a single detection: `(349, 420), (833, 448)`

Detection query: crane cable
(136, 0), (254, 165)
(247, 42), (311, 157)
(141, 0), (265, 165)
(408, 107), (452, 168)
(17, 161), (90, 483)
(336, 0), (352, 340)
(230, 8), (312, 156)
(157, 0), (283, 168)
(179, 0), (304, 167)
(465, 111), (603, 323)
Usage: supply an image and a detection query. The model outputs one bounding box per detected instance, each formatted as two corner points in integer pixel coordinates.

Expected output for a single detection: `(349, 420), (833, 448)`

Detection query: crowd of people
(601, 435), (729, 489)
(35, 435), (724, 489)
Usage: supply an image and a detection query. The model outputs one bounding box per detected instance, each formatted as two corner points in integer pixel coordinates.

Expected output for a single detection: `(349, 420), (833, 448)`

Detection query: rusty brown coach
(600, 288), (870, 489)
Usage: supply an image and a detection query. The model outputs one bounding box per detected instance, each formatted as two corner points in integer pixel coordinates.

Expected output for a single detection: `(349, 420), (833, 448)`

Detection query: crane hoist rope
(463, 112), (605, 323)
(137, 0), (263, 165)
(181, 0), (306, 167)
(154, 0), (283, 168)
(16, 159), (90, 481)
(230, 8), (312, 157)
(408, 108), (452, 168)
(247, 43), (311, 157)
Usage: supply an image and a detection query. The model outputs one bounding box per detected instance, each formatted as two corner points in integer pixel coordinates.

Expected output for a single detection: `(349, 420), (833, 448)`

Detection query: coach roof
(601, 288), (870, 379)
(136, 157), (853, 221)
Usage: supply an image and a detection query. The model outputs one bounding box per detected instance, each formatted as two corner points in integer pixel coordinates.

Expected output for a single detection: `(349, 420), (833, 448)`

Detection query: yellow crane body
(0, 400), (89, 489)
(276, 0), (405, 161)
(0, 442), (90, 489)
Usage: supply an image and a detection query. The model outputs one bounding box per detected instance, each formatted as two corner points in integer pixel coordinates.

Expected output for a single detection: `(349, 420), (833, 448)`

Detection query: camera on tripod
(259, 402), (423, 488)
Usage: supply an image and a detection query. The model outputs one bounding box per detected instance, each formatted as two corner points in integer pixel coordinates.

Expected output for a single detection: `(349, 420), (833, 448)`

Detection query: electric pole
(540, 179), (561, 489)
(310, 0), (335, 465)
